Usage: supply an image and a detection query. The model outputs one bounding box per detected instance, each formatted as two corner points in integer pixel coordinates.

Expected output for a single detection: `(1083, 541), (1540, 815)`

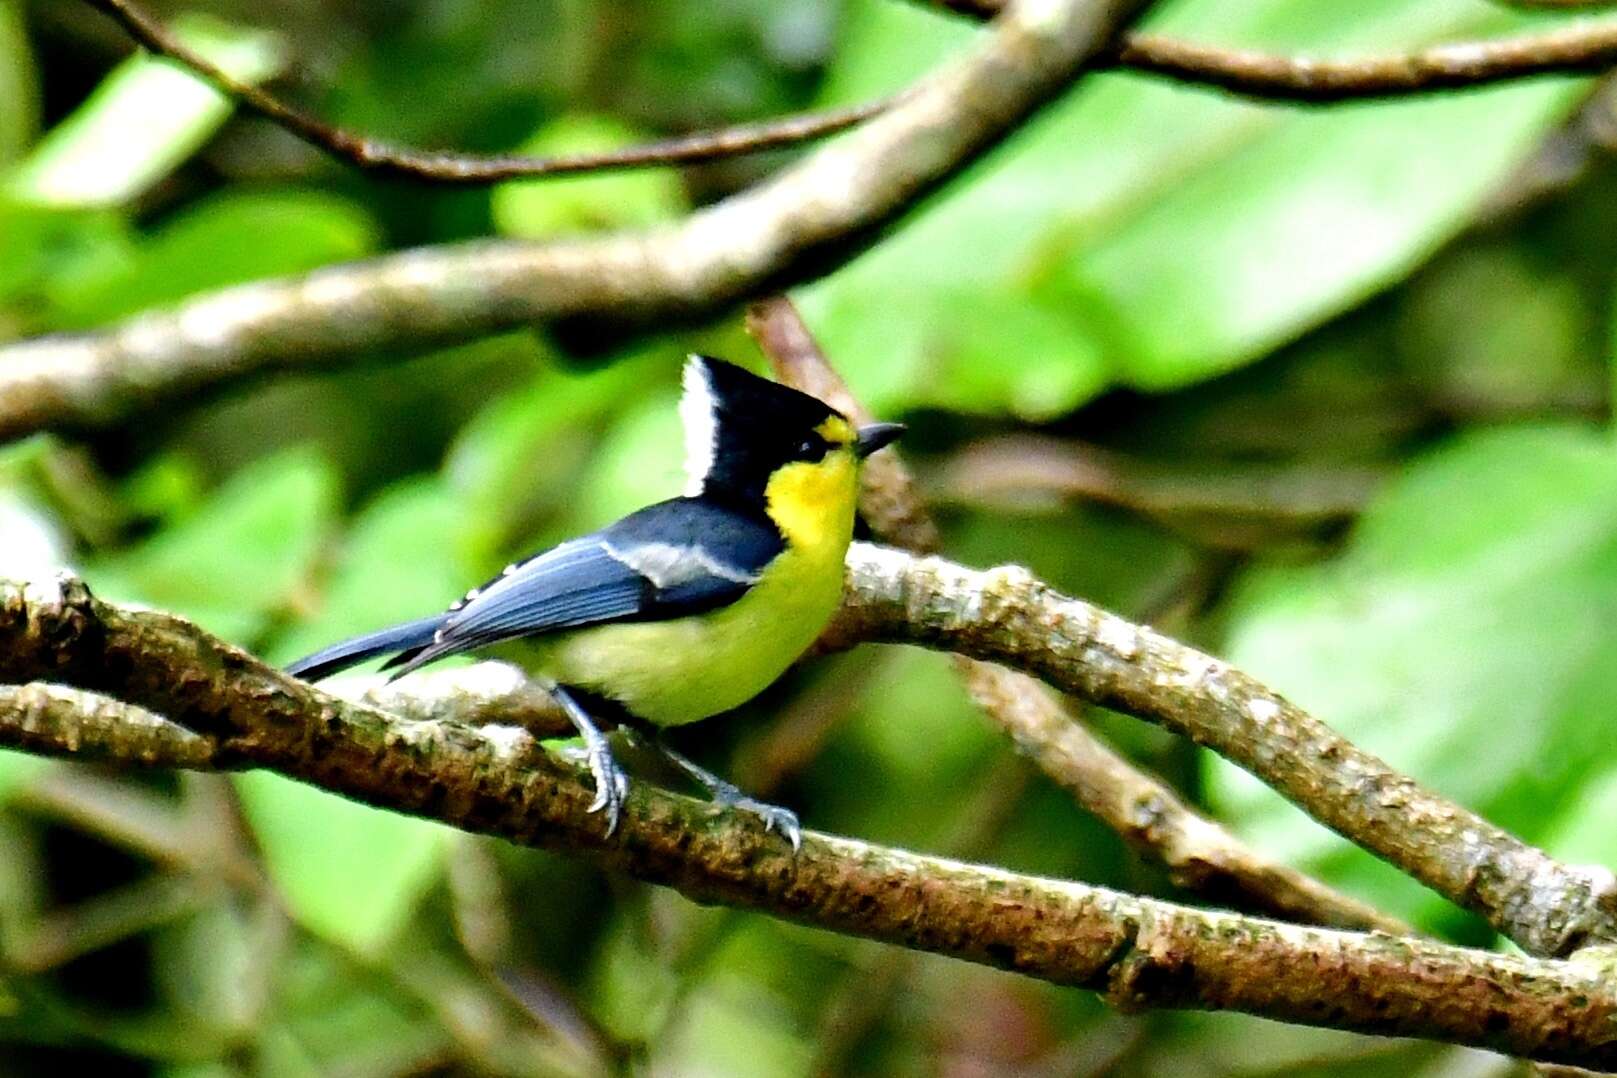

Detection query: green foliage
(84, 449), (338, 643)
(1211, 424), (1617, 926)
(233, 771), (453, 955)
(802, 0), (1584, 417)
(0, 0), (34, 166)
(492, 114), (688, 237)
(9, 15), (281, 207)
(49, 189), (378, 328)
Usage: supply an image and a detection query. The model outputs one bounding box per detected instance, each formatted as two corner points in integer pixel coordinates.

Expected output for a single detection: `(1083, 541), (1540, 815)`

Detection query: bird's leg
(550, 685), (629, 837)
(644, 735), (802, 851)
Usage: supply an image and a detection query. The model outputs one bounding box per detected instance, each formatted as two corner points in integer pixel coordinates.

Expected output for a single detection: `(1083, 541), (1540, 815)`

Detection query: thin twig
(1, 669), (1617, 1064)
(80, 0), (1617, 195)
(84, 0), (887, 181)
(747, 296), (1401, 935)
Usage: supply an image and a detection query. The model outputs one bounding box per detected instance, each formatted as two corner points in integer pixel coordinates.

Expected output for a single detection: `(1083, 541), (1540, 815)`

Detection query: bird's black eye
(795, 435), (829, 462)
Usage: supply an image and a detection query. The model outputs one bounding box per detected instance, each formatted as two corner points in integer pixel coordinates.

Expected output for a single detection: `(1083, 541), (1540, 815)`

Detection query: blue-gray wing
(384, 498), (783, 678)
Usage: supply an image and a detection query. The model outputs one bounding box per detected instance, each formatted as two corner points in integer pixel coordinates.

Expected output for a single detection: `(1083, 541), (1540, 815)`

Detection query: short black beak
(854, 422), (906, 459)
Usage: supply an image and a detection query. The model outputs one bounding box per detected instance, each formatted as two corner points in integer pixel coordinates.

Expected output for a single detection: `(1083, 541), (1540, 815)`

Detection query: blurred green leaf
(445, 349), (661, 564)
(234, 771), (451, 955)
(802, 0), (1589, 417)
(269, 478), (465, 667)
(0, 0), (36, 166)
(9, 14), (282, 207)
(49, 189), (378, 328)
(1207, 424), (1617, 925)
(1396, 246), (1590, 415)
(490, 114), (687, 238)
(242, 480), (462, 955)
(84, 449), (338, 643)
(0, 199), (133, 319)
(267, 937), (448, 1072)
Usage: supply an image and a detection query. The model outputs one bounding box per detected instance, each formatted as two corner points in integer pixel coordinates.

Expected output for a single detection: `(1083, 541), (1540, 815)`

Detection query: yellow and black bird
(288, 356), (904, 846)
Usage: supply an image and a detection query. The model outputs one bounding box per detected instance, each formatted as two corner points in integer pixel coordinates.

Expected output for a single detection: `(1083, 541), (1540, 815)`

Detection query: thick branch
(0, 0), (1146, 444)
(828, 545), (1617, 957)
(2, 606), (1617, 1065)
(748, 296), (1399, 934)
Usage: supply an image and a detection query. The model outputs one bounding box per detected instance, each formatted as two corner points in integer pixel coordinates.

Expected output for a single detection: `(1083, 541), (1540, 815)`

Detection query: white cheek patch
(679, 356), (719, 497)
(604, 540), (758, 588)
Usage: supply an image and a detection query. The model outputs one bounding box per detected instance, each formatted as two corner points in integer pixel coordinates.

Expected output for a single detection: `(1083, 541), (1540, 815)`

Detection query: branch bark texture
(828, 545), (1617, 958)
(3, 579), (1617, 1066)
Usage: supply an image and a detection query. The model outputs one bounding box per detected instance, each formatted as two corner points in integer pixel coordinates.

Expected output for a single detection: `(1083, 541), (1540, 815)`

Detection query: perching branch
(5, 533), (1614, 960)
(81, 0), (1617, 195)
(2, 580), (1617, 1065)
(0, 0), (1147, 445)
(747, 296), (1401, 934)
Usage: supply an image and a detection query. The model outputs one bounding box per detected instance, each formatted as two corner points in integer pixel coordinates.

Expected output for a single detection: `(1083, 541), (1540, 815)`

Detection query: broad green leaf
(1207, 425), (1617, 925)
(491, 114), (686, 238)
(0, 0), (36, 165)
(801, 0), (1593, 417)
(84, 449), (338, 643)
(269, 478), (465, 667)
(10, 15), (281, 207)
(50, 189), (377, 328)
(233, 771), (451, 955)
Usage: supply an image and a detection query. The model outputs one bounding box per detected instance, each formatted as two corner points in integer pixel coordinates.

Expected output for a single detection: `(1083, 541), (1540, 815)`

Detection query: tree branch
(826, 545), (1617, 958)
(3, 587), (1617, 1065)
(747, 296), (1401, 935)
(0, 0), (1147, 444)
(5, 515), (1613, 961)
(79, 0), (1617, 196)
(83, 0), (889, 182)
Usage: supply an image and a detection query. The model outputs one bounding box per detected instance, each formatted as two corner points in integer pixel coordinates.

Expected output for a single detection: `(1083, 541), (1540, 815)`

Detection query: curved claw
(550, 685), (630, 839)
(710, 788), (801, 852)
(584, 737), (629, 836)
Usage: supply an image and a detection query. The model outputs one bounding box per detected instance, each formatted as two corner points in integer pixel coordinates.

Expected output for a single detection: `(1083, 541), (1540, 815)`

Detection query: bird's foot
(551, 686), (630, 837)
(709, 783), (802, 852)
(647, 736), (802, 851)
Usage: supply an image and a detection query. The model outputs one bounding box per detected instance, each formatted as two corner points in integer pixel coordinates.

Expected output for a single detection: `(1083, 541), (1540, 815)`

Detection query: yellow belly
(520, 542), (847, 726)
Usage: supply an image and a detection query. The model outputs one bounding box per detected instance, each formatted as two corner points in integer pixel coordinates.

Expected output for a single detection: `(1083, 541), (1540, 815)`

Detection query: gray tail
(285, 615), (446, 682)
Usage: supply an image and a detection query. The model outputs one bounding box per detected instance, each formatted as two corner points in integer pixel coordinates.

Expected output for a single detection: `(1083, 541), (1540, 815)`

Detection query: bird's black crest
(681, 355), (844, 502)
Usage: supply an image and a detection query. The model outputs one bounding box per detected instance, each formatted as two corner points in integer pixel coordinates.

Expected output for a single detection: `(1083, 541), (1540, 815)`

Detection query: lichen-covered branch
(0, 0), (1147, 444)
(829, 545), (1617, 957)
(2, 583), (1617, 1065)
(748, 296), (1400, 934)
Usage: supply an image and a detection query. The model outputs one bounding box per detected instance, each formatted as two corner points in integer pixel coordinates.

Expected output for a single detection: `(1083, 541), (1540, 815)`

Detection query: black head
(680, 355), (901, 503)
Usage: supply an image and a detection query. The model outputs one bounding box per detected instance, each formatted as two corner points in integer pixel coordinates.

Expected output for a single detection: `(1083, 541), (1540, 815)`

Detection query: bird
(286, 355), (905, 848)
